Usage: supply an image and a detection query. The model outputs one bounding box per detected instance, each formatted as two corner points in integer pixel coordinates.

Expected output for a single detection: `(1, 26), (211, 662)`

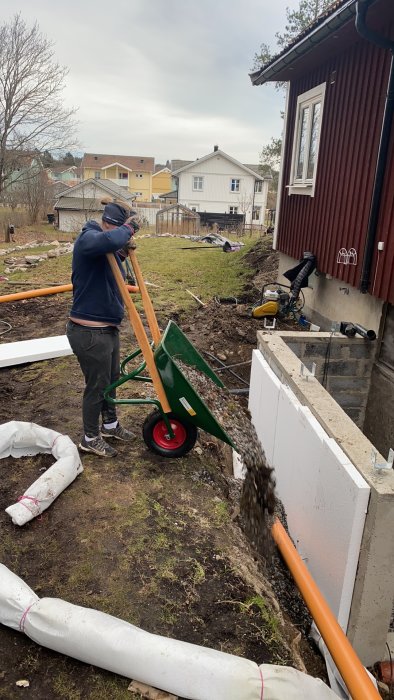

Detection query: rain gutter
(356, 0), (394, 293)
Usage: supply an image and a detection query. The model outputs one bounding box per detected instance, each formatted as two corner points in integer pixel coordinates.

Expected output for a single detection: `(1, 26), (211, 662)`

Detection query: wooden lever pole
(106, 253), (171, 413)
(127, 249), (161, 346)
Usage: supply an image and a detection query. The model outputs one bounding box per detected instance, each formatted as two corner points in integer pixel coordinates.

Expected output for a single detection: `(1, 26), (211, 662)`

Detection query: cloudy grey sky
(3, 0), (300, 164)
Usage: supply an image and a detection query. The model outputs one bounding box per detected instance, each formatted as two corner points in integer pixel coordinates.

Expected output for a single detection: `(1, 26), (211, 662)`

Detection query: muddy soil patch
(0, 254), (326, 698)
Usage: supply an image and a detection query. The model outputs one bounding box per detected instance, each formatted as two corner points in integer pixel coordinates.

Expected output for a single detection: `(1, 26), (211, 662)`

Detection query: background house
(81, 153), (154, 202)
(152, 165), (172, 199)
(172, 147), (269, 226)
(54, 178), (136, 232)
(46, 165), (81, 188)
(251, 0), (394, 469)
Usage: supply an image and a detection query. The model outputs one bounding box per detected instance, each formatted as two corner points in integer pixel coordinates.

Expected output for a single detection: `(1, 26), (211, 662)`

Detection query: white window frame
(229, 206), (238, 215)
(252, 206), (261, 221)
(230, 178), (240, 192)
(254, 180), (263, 193)
(193, 176), (204, 191)
(188, 204), (199, 212)
(94, 171), (101, 180)
(288, 82), (326, 197)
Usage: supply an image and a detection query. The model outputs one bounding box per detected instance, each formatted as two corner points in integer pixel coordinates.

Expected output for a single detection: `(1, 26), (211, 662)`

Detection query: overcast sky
(2, 0), (300, 164)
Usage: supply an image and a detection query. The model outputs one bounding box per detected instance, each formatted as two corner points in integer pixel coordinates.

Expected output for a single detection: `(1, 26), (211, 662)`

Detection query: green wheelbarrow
(104, 250), (235, 458)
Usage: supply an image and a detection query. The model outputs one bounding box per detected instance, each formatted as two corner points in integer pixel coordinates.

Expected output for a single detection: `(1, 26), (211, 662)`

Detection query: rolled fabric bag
(0, 421), (83, 526)
(0, 564), (337, 700)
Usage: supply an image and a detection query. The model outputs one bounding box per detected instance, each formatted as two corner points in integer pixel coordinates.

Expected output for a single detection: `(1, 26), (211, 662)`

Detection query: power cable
(322, 331), (334, 388)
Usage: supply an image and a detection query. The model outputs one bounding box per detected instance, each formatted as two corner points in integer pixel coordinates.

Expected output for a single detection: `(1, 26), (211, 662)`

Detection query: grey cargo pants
(66, 320), (119, 437)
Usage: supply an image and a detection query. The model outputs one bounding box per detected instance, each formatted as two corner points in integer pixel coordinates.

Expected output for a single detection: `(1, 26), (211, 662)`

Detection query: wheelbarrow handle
(127, 249), (161, 346)
(106, 253), (171, 414)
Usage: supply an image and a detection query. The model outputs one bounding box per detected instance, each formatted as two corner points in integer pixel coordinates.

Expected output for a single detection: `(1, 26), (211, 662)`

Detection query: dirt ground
(0, 241), (328, 699)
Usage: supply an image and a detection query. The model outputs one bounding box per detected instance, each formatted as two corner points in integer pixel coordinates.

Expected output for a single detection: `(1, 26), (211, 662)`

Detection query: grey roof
(54, 178), (137, 203)
(171, 159), (193, 172)
(93, 179), (136, 200)
(243, 164), (268, 178)
(160, 190), (178, 199)
(54, 197), (103, 211)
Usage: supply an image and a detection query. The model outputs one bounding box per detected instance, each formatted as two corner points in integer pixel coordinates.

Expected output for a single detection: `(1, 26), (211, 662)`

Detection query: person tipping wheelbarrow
(66, 200), (140, 458)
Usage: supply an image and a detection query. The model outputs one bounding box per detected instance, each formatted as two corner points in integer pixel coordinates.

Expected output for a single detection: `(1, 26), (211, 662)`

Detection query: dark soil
(0, 240), (327, 699)
(175, 360), (276, 551)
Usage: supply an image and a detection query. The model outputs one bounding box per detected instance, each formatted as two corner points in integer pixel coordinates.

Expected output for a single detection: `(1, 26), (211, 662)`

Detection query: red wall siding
(277, 33), (394, 298)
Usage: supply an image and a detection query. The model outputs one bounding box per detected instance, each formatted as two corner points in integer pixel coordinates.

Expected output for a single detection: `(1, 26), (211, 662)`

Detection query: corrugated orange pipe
(0, 283), (138, 303)
(271, 518), (381, 700)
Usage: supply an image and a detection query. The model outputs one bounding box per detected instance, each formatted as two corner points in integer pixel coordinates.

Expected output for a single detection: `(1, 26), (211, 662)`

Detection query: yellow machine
(252, 285), (294, 319)
(252, 298), (280, 318)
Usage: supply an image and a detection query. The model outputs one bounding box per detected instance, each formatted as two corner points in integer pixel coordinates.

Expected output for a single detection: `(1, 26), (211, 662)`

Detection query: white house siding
(177, 154), (268, 225)
(58, 210), (102, 233)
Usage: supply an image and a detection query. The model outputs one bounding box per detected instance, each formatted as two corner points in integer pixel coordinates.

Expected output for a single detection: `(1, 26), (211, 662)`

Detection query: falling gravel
(176, 360), (276, 553)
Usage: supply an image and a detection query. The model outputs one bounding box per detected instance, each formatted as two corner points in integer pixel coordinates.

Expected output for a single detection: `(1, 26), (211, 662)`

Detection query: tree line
(256, 0), (334, 205)
(0, 13), (78, 225)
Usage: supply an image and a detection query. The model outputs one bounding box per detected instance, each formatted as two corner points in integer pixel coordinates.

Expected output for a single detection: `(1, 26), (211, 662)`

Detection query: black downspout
(355, 0), (394, 293)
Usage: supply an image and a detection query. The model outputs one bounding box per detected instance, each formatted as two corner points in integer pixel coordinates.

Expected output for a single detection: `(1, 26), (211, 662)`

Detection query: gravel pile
(176, 360), (276, 553)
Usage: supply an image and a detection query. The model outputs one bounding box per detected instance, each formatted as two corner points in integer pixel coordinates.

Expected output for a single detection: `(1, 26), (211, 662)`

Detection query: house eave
(249, 0), (372, 86)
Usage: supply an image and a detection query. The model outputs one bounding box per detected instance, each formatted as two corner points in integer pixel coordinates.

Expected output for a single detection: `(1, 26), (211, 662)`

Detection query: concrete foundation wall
(277, 253), (384, 334)
(364, 363), (394, 458)
(280, 332), (376, 428)
(254, 330), (394, 666)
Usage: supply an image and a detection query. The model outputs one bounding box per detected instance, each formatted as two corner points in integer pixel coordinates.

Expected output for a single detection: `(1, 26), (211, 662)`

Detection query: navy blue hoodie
(70, 219), (132, 325)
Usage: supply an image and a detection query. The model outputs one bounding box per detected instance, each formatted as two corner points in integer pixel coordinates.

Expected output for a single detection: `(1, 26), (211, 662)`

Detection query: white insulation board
(248, 349), (370, 632)
(0, 335), (72, 368)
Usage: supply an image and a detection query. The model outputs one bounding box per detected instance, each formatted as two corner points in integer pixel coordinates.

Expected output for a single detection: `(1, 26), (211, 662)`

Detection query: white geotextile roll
(262, 665), (340, 699)
(0, 563), (39, 630)
(0, 564), (338, 700)
(0, 421), (83, 526)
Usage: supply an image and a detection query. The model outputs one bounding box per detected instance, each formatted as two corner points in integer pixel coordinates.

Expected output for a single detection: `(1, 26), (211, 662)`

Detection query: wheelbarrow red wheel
(143, 410), (198, 458)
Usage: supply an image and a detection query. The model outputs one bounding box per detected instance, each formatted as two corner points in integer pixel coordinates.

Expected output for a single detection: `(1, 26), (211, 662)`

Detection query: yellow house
(82, 153), (154, 202)
(152, 167), (172, 199)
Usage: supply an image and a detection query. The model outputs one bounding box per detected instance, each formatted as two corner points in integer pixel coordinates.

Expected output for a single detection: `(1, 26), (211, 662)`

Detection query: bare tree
(237, 193), (254, 217)
(0, 14), (77, 195)
(22, 170), (54, 223)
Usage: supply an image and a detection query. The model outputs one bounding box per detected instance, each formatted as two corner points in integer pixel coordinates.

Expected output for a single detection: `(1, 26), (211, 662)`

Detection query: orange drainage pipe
(0, 283), (139, 304)
(271, 518), (381, 700)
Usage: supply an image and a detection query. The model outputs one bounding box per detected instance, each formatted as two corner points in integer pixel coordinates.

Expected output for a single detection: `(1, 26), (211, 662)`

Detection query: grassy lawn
(0, 234), (265, 311)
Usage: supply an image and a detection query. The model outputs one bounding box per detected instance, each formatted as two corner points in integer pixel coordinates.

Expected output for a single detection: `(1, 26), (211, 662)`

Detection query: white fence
(133, 204), (163, 226)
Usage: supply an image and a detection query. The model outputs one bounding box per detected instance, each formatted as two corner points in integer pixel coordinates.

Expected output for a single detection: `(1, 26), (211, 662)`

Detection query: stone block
(327, 376), (367, 392)
(325, 343), (351, 360)
(335, 392), (365, 408)
(305, 342), (331, 357)
(348, 342), (377, 359)
(285, 342), (303, 358)
(25, 255), (41, 264)
(344, 407), (363, 426)
(326, 360), (361, 376)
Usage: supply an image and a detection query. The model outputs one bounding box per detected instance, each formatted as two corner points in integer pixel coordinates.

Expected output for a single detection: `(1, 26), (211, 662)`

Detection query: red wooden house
(251, 0), (394, 455)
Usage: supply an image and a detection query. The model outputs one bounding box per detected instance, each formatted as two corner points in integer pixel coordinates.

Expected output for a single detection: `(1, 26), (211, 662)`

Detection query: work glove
(125, 210), (141, 234)
(118, 237), (136, 261)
